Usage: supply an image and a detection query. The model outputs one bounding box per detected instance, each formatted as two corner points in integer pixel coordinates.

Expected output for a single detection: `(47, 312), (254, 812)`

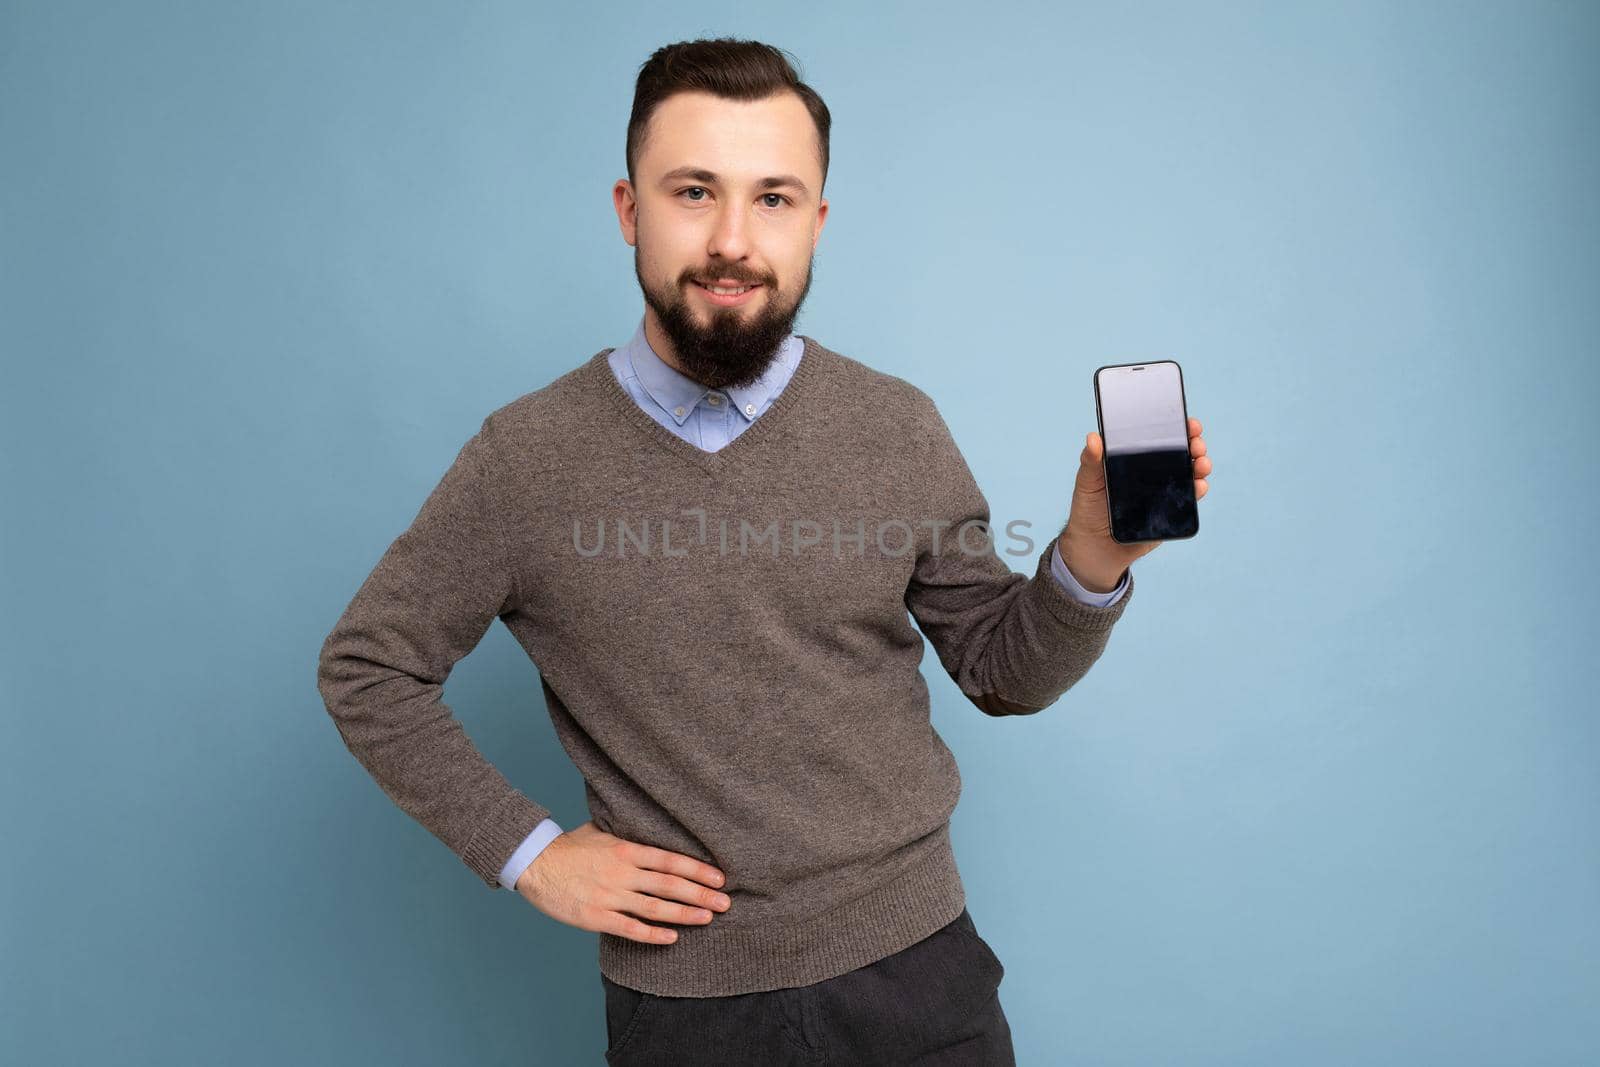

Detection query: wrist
(1055, 535), (1123, 594)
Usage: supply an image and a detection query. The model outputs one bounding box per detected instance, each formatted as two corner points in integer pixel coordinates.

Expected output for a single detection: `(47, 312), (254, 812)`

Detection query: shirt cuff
(498, 816), (565, 890)
(1050, 539), (1130, 608)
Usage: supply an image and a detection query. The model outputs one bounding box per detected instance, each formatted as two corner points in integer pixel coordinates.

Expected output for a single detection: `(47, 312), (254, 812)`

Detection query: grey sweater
(316, 336), (1135, 996)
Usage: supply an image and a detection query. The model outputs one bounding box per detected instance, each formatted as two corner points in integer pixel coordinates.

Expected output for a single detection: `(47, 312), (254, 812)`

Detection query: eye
(675, 187), (792, 208)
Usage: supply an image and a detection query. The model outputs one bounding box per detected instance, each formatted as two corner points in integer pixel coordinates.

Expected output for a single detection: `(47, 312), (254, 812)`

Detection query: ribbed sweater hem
(597, 821), (967, 997)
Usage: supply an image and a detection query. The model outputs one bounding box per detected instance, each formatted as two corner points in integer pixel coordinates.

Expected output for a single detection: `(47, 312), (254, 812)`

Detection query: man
(317, 37), (1213, 1065)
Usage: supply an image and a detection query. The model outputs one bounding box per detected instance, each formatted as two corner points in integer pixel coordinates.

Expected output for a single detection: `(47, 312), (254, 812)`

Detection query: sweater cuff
(1028, 541), (1134, 632)
(461, 788), (554, 889)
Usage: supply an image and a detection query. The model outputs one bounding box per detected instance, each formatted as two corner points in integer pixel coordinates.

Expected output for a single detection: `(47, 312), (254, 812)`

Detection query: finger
(1192, 455), (1212, 477)
(1078, 433), (1107, 493)
(617, 888), (719, 927)
(599, 908), (682, 944)
(629, 842), (726, 890)
(1189, 435), (1206, 459)
(1188, 417), (1202, 437)
(1195, 478), (1208, 499)
(634, 868), (732, 913)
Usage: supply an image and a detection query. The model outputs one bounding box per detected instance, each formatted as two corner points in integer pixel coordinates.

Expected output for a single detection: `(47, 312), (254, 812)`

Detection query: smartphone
(1093, 360), (1199, 544)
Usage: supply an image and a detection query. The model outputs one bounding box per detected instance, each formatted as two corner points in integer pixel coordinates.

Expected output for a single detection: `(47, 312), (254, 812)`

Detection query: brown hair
(626, 38), (832, 197)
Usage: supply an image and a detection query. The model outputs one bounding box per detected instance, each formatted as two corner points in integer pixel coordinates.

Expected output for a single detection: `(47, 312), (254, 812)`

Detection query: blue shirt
(498, 317), (1131, 889)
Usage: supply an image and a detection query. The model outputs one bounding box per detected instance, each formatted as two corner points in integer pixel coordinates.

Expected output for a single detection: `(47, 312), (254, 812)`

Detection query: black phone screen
(1094, 361), (1199, 544)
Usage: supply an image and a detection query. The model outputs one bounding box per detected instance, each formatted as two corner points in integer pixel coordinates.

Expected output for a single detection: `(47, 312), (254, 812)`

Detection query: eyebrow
(657, 166), (810, 197)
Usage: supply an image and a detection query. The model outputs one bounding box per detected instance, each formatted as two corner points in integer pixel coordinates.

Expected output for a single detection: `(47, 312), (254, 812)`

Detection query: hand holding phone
(1056, 363), (1209, 591)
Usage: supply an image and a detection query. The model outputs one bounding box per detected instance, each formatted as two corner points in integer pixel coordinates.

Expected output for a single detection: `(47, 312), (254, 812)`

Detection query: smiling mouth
(693, 280), (761, 296)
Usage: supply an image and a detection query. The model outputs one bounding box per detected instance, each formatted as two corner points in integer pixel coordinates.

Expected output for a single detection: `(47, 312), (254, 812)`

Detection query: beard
(634, 247), (815, 391)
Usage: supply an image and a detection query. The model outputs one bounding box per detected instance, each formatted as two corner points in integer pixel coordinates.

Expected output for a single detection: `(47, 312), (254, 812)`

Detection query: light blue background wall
(2, 2), (1594, 1064)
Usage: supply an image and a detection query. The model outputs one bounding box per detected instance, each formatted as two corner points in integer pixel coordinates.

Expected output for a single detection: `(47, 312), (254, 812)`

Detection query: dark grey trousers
(601, 906), (1015, 1065)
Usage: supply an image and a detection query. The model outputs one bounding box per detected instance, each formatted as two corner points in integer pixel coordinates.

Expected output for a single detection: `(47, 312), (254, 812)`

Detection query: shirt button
(708, 395), (722, 406)
(744, 403), (756, 415)
(674, 405), (686, 417)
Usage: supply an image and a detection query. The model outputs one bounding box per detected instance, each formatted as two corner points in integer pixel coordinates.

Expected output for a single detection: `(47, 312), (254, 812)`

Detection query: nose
(707, 200), (752, 262)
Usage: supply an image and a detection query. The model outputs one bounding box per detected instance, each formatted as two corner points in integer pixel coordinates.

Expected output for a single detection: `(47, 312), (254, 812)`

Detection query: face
(614, 90), (829, 390)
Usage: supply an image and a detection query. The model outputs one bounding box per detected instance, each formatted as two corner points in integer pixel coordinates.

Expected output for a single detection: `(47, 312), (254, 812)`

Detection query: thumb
(1075, 432), (1106, 495)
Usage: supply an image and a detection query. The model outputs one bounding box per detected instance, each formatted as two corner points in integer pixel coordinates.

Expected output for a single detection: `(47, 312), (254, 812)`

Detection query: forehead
(638, 90), (820, 186)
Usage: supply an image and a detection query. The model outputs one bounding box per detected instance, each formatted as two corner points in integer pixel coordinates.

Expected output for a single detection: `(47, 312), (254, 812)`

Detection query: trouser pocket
(601, 974), (656, 1060)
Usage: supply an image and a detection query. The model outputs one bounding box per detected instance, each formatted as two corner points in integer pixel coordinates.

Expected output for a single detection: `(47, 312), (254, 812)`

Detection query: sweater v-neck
(585, 334), (828, 477)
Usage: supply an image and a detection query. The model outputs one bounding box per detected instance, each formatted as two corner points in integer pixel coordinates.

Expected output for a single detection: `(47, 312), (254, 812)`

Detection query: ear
(613, 179), (639, 246)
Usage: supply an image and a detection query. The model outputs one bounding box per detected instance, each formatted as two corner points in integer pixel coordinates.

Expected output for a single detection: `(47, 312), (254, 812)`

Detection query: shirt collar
(621, 315), (800, 426)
